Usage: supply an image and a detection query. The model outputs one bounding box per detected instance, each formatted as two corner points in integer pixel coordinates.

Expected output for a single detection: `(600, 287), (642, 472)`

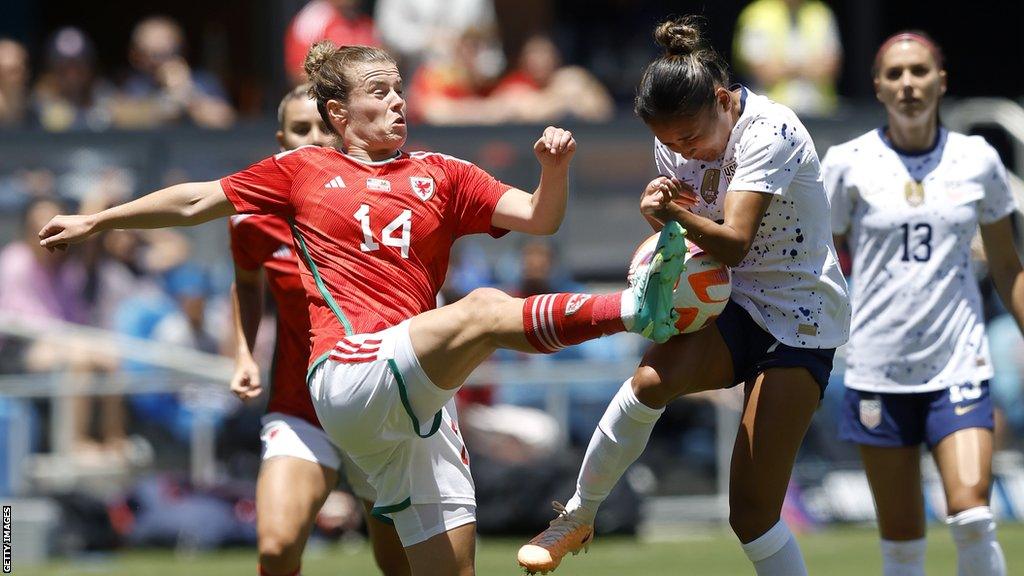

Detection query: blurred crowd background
(3, 0), (1024, 563)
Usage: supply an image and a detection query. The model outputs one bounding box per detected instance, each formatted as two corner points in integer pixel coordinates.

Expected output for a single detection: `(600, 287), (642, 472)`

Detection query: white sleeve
(654, 140), (676, 176)
(820, 146), (852, 235)
(978, 141), (1017, 225)
(728, 116), (805, 196)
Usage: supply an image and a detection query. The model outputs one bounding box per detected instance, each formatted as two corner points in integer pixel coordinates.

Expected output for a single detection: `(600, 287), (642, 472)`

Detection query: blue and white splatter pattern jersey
(822, 127), (1016, 393)
(655, 87), (850, 350)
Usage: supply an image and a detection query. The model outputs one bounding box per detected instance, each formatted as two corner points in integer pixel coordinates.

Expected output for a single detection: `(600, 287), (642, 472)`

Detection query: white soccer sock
(740, 520), (808, 576)
(880, 538), (926, 576)
(565, 379), (663, 524)
(948, 506), (1006, 576)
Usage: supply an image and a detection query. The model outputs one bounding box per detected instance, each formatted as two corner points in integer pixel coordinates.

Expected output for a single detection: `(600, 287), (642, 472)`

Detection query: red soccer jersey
(229, 213), (320, 426)
(220, 146), (510, 366)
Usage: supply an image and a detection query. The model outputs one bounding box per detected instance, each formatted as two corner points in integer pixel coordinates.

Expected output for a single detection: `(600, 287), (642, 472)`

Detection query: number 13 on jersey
(354, 204), (412, 258)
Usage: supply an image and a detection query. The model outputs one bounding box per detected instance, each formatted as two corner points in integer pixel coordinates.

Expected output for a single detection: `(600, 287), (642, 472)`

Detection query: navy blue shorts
(839, 381), (995, 448)
(714, 300), (836, 397)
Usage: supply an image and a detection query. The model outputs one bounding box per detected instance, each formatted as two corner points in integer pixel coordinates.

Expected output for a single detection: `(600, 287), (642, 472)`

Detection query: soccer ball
(627, 232), (732, 334)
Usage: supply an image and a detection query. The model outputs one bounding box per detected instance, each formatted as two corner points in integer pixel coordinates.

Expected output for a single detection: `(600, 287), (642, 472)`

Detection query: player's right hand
(38, 214), (97, 252)
(230, 356), (263, 400)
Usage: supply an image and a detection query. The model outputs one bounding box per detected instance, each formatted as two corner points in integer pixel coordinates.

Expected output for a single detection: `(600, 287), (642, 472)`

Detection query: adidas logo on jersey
(324, 176), (346, 189)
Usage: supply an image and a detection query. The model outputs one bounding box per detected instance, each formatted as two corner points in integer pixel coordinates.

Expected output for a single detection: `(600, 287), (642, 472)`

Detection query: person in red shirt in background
(229, 84), (409, 575)
(407, 27), (507, 125)
(284, 0), (377, 85)
(492, 34), (614, 124)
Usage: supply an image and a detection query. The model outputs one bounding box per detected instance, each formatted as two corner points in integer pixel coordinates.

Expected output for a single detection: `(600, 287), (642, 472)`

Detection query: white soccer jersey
(822, 128), (1016, 393)
(655, 87), (850, 349)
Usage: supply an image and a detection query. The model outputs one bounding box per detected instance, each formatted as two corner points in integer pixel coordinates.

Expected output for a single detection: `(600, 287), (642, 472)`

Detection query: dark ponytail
(634, 16), (730, 123)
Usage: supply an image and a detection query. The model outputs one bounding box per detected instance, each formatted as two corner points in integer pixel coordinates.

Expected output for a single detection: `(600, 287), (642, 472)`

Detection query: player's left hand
(533, 126), (576, 169)
(230, 356), (263, 401)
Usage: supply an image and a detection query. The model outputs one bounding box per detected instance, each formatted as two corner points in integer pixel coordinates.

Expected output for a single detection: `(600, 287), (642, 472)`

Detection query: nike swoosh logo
(955, 403), (981, 416)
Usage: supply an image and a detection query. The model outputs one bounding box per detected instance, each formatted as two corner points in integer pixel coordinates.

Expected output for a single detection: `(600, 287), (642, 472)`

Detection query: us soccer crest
(410, 177), (435, 201)
(904, 180), (925, 207)
(859, 397), (882, 429)
(700, 168), (721, 204)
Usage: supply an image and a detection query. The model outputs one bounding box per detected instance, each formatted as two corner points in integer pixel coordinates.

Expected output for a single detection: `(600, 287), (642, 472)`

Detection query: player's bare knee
(463, 287), (512, 311)
(460, 287), (514, 333)
(879, 519), (926, 541)
(728, 491), (781, 541)
(633, 365), (688, 406)
(946, 491), (988, 517)
(258, 528), (303, 563)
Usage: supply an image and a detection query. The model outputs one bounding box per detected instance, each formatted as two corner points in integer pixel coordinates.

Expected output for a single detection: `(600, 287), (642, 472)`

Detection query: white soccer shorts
(307, 320), (476, 544)
(260, 411), (342, 471)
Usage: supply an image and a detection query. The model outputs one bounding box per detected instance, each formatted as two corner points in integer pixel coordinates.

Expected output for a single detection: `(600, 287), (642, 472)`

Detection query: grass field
(28, 523), (1024, 575)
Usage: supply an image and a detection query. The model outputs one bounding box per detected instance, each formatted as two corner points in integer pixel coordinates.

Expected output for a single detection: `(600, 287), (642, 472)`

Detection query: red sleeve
(448, 158), (511, 238)
(220, 151), (299, 216)
(228, 217), (261, 271)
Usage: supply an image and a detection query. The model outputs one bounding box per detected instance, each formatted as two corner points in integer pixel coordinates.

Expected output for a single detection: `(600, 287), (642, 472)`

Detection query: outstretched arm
(491, 126), (576, 236)
(39, 180), (234, 251)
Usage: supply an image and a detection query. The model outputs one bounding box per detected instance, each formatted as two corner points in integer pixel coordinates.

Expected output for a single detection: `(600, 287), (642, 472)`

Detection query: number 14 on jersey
(355, 204), (412, 258)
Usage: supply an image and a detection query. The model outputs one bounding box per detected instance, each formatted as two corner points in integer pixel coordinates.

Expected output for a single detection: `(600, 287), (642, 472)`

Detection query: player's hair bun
(304, 41), (337, 81)
(654, 16), (704, 57)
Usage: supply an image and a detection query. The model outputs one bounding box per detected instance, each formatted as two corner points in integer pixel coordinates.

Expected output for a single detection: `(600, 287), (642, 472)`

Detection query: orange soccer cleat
(517, 501), (594, 574)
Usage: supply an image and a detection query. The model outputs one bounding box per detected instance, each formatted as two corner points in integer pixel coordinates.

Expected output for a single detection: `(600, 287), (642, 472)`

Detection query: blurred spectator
(375, 0), (500, 73)
(0, 168), (56, 214)
(86, 225), (191, 331)
(151, 263), (222, 354)
(114, 16), (235, 129)
(0, 197), (88, 331)
(493, 34), (614, 123)
(0, 197), (126, 463)
(408, 27), (507, 125)
(0, 38), (30, 128)
(31, 27), (117, 132)
(513, 239), (582, 296)
(733, 0), (841, 115)
(283, 0), (377, 85)
(118, 263), (234, 446)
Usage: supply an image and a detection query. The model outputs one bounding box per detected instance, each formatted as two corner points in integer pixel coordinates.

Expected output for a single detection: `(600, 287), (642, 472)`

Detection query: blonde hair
(303, 41), (396, 134)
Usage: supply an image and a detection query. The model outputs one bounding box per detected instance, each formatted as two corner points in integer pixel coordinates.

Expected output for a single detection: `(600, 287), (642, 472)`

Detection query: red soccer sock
(259, 565), (300, 576)
(522, 292), (625, 353)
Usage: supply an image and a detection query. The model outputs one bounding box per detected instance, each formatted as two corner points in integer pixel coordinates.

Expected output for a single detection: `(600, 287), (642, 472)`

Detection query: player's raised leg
(411, 220), (687, 397)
